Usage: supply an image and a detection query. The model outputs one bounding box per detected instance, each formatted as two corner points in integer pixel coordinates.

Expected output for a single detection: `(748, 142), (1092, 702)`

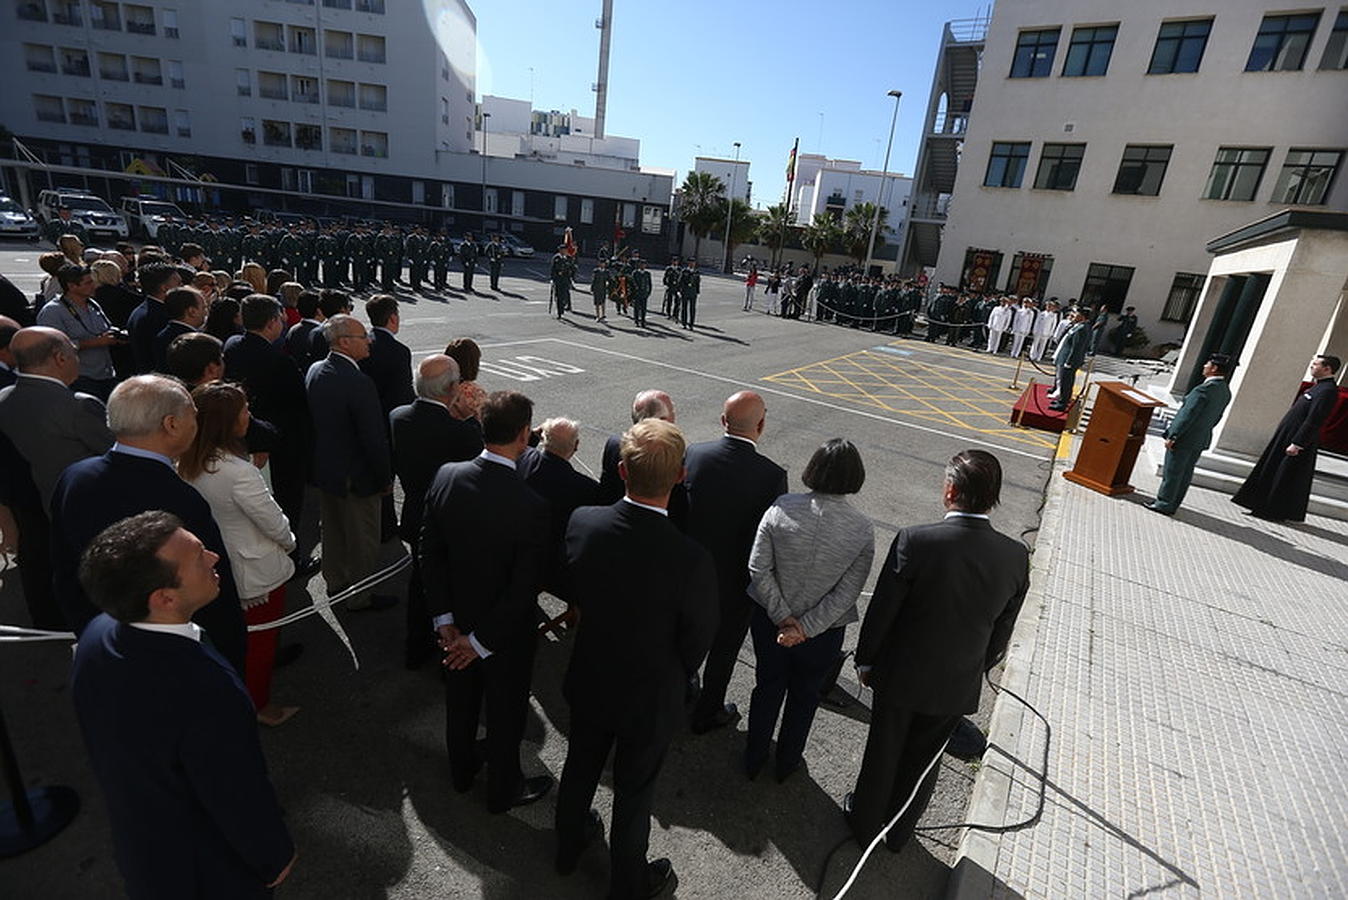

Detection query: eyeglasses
(339, 331), (371, 342)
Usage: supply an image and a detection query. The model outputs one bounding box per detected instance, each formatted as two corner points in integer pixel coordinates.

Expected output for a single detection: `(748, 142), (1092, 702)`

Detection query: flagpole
(781, 137), (798, 269)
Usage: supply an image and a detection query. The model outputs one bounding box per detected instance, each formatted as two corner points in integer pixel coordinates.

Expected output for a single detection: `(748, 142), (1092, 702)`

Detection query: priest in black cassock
(1232, 354), (1341, 522)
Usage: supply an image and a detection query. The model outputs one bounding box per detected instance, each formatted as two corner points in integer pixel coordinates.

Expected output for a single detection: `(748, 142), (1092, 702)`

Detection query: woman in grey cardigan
(745, 439), (874, 782)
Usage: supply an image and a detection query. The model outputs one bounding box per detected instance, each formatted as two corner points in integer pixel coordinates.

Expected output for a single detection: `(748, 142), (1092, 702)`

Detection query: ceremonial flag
(786, 138), (799, 183)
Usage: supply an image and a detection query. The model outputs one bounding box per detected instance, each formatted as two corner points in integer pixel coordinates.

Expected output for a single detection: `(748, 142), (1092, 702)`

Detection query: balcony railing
(946, 16), (990, 44)
(237, 85), (251, 96)
(361, 143), (387, 158)
(133, 73), (163, 85)
(323, 0), (353, 8)
(232, 36), (246, 47)
(291, 40), (317, 55)
(36, 110), (67, 123)
(357, 49), (385, 64)
(108, 116), (135, 130)
(70, 112), (99, 126)
(241, 129), (256, 144)
(27, 60), (57, 73)
(295, 92), (320, 104)
(296, 135), (322, 150)
(52, 9), (82, 26)
(170, 77), (184, 89)
(102, 68), (130, 81)
(91, 14), (120, 30)
(176, 126), (191, 137)
(325, 46), (353, 59)
(930, 112), (968, 136)
(256, 37), (285, 51)
(332, 141), (356, 155)
(259, 86), (288, 100)
(329, 94), (355, 108)
(17, 3), (46, 22)
(356, 0), (384, 12)
(164, 26), (178, 38)
(126, 20), (156, 35)
(359, 99), (386, 112)
(142, 120), (169, 134)
(62, 60), (91, 76)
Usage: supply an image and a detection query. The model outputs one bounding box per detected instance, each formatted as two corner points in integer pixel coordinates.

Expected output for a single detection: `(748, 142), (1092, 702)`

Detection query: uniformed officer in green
(44, 206), (88, 245)
(1147, 354), (1234, 515)
(379, 225), (403, 291)
(317, 228), (339, 288)
(458, 232), (479, 292)
(405, 226), (429, 293)
(680, 260), (701, 330)
(347, 228), (369, 290)
(662, 257), (681, 319)
(485, 234), (505, 292)
(590, 258), (609, 322)
(630, 256), (652, 328)
(550, 247), (574, 318)
(300, 224), (319, 285)
(428, 231), (449, 291)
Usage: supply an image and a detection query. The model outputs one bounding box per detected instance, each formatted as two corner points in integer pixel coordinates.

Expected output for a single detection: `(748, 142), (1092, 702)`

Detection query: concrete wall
(799, 169), (912, 227)
(936, 0), (1348, 346)
(694, 158), (752, 203)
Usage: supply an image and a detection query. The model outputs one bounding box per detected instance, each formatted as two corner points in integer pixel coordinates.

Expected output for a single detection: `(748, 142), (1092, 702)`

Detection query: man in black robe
(1232, 354), (1341, 522)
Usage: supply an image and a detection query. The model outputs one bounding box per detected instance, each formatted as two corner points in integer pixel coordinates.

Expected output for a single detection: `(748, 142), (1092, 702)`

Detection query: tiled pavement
(951, 434), (1348, 899)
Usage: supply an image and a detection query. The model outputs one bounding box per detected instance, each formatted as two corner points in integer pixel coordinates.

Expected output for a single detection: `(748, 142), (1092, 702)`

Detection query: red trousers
(243, 586), (285, 710)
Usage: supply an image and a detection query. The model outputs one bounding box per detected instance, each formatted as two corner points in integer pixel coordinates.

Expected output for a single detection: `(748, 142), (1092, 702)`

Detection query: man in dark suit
(847, 450), (1029, 852)
(1233, 353), (1342, 522)
(1147, 354), (1234, 515)
(50, 375), (249, 674)
(307, 290), (352, 362)
(0, 327), (113, 628)
(125, 262), (181, 374)
(0, 315), (18, 387)
(305, 315), (395, 612)
(360, 294), (415, 414)
(151, 286), (205, 373)
(283, 289), (323, 371)
(598, 389), (676, 505)
(554, 418), (717, 898)
(1049, 309), (1091, 411)
(420, 390), (551, 814)
(389, 354), (483, 668)
(517, 417), (599, 606)
(685, 391), (787, 733)
(224, 294), (314, 563)
(72, 512), (295, 898)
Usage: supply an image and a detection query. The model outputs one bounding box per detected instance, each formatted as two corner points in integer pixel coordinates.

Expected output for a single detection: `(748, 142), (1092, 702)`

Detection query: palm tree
(712, 197), (758, 270)
(842, 202), (890, 265)
(755, 203), (793, 268)
(801, 213), (843, 271)
(678, 170), (725, 265)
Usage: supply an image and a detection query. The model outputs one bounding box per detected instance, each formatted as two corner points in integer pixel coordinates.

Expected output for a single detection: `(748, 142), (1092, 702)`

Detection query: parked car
(0, 195), (40, 240)
(36, 189), (129, 241)
(119, 196), (188, 239)
(499, 233), (536, 258)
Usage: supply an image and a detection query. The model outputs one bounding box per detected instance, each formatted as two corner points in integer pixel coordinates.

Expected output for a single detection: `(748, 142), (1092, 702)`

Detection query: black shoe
(1143, 503), (1174, 516)
(690, 703), (740, 735)
(946, 717), (988, 760)
(289, 555), (322, 582)
(489, 775), (554, 813)
(684, 674), (701, 708)
(273, 643), (304, 669)
(350, 593), (399, 612)
(819, 686), (853, 710)
(1048, 404), (1067, 412)
(639, 858), (674, 897)
(744, 753), (767, 781)
(775, 759), (802, 784)
(555, 809), (602, 875)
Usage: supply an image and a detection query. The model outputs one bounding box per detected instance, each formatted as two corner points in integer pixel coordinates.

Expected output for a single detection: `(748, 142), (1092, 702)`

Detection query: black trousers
(462, 266), (475, 292)
(403, 555), (434, 660)
(489, 264), (502, 291)
(269, 450), (306, 551)
(691, 586), (752, 725)
(433, 265), (447, 290)
(14, 504), (64, 629)
(632, 293), (648, 326)
(745, 609), (844, 773)
(556, 710), (669, 900)
(680, 296), (698, 329)
(850, 702), (958, 850)
(444, 638), (535, 811)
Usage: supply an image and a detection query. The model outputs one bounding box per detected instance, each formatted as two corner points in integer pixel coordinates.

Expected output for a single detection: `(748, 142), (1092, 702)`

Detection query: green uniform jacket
(631, 268), (652, 300)
(45, 219), (87, 244)
(682, 270), (700, 298)
(1163, 378), (1232, 451)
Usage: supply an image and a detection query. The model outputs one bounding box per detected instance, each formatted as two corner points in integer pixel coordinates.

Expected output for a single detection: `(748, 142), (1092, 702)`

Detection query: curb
(945, 447), (1070, 899)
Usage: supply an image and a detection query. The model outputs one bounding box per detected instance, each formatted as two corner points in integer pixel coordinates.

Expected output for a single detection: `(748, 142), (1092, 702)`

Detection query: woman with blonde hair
(277, 281), (304, 327)
(239, 262), (267, 293)
(191, 270), (219, 303)
(213, 270), (232, 292)
(180, 382), (299, 727)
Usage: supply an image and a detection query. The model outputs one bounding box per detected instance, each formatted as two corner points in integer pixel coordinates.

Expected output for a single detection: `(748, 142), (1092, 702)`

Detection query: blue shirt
(36, 296), (114, 380)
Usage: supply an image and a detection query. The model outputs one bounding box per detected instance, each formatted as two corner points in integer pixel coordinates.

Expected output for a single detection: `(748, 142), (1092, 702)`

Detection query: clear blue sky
(458, 0), (993, 206)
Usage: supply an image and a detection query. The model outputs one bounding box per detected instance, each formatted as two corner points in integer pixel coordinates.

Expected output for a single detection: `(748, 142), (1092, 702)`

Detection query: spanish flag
(786, 138), (799, 184)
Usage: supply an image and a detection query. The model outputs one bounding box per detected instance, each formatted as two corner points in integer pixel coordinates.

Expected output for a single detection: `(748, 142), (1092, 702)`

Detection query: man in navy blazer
(72, 511), (295, 898)
(283, 289), (322, 371)
(49, 374), (248, 674)
(359, 294), (415, 415)
(125, 262), (181, 374)
(151, 285), (205, 373)
(684, 391), (787, 734)
(517, 416), (599, 605)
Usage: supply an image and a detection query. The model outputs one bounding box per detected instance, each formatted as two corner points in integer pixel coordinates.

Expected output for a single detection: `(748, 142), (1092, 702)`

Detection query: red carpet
(1011, 383), (1069, 434)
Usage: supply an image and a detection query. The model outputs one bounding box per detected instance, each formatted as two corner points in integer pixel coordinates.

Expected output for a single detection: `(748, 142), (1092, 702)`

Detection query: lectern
(1063, 381), (1166, 496)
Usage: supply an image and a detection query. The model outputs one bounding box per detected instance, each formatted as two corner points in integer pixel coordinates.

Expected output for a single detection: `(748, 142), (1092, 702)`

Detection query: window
(1161, 273), (1205, 323)
(642, 205), (663, 235)
(24, 44), (56, 73)
(173, 109), (191, 138)
(293, 76), (319, 104)
(1062, 25), (1117, 76)
(329, 127), (357, 154)
(51, 0), (80, 26)
(106, 102), (134, 130)
(411, 181), (425, 204)
(622, 203), (637, 229)
(554, 196), (568, 221)
(240, 116), (256, 144)
(360, 130), (388, 157)
(1080, 263), (1134, 314)
(33, 94), (65, 123)
(441, 97), (450, 124)
(1034, 143), (1085, 190)
(289, 26), (316, 55)
(263, 120), (292, 147)
(295, 124), (322, 151)
(327, 80), (356, 107)
(281, 168), (296, 192)
(484, 189), (498, 213)
(162, 8), (177, 38)
(1010, 28), (1060, 77)
(1148, 18), (1211, 73)
(325, 30), (354, 59)
(18, 1), (47, 22)
(96, 53), (128, 82)
(1246, 13), (1321, 71)
(297, 170), (313, 194)
(580, 198), (594, 224)
(255, 22), (285, 52)
(258, 72), (288, 100)
(139, 106), (169, 134)
(1272, 149), (1343, 205)
(1321, 10), (1348, 69)
(984, 142), (1031, 188)
(60, 47), (90, 77)
(68, 98), (97, 127)
(123, 4), (154, 34)
(1203, 148), (1271, 201)
(511, 190), (524, 217)
(357, 34), (386, 63)
(236, 68), (251, 96)
(441, 184), (454, 209)
(245, 164), (260, 185)
(1113, 145), (1172, 196)
(356, 0), (385, 12)
(167, 60), (184, 89)
(358, 83), (387, 111)
(230, 18), (246, 48)
(131, 57), (162, 86)
(323, 0), (352, 8)
(90, 1), (119, 30)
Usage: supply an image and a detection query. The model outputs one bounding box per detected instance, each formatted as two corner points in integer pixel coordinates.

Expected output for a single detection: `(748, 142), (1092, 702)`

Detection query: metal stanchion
(1012, 377), (1037, 428)
(0, 697), (79, 857)
(1010, 355), (1026, 390)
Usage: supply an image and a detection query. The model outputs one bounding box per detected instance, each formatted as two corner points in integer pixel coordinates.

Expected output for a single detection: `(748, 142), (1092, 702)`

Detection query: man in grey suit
(305, 314), (395, 612)
(1049, 309), (1091, 412)
(1146, 354), (1234, 515)
(0, 326), (114, 627)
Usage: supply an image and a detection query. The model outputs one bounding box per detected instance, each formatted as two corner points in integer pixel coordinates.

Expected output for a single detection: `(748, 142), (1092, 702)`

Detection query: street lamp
(864, 90), (902, 277)
(480, 111), (491, 216)
(721, 141), (741, 273)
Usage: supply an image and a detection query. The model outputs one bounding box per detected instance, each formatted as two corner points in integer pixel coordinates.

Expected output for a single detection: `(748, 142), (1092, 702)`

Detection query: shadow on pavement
(1169, 508), (1348, 582)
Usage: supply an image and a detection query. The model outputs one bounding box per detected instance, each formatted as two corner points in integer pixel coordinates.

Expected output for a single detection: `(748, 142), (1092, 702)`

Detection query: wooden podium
(1063, 381), (1166, 496)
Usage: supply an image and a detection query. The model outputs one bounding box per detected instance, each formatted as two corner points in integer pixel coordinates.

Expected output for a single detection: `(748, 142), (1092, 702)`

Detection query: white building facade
(934, 0), (1348, 344)
(475, 95), (643, 172)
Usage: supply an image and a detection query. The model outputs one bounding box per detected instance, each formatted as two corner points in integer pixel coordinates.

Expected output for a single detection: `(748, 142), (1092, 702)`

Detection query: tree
(678, 170), (725, 266)
(755, 203), (793, 267)
(842, 202), (890, 265)
(801, 213), (843, 271)
(711, 197), (758, 270)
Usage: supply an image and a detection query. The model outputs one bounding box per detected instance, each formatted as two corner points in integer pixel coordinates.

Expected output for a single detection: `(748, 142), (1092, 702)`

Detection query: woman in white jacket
(181, 382), (299, 726)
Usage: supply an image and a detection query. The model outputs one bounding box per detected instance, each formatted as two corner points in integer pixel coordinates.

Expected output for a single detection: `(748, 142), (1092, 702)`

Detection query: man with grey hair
(48, 374), (248, 672)
(307, 313), (396, 613)
(389, 354), (484, 667)
(598, 389), (676, 504)
(519, 417), (599, 607)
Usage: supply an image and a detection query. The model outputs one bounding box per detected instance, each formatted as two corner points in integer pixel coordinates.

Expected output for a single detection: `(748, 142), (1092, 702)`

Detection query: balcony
(256, 38), (284, 51)
(232, 35), (246, 48)
(325, 44), (353, 59)
(17, 3), (46, 22)
(241, 128), (256, 144)
(70, 111), (98, 126)
(176, 126), (191, 137)
(101, 67), (129, 81)
(133, 73), (163, 85)
(27, 60), (57, 73)
(294, 91), (320, 104)
(170, 76), (184, 89)
(357, 49), (385, 64)
(324, 0), (353, 8)
(108, 115), (134, 130)
(164, 25), (177, 37)
(237, 84), (251, 96)
(259, 86), (288, 100)
(331, 139), (356, 155)
(126, 20), (156, 35)
(263, 122), (291, 146)
(141, 119), (168, 134)
(295, 129), (322, 150)
(51, 8), (82, 26)
(61, 60), (91, 77)
(36, 109), (66, 124)
(91, 13), (120, 30)
(356, 0), (384, 12)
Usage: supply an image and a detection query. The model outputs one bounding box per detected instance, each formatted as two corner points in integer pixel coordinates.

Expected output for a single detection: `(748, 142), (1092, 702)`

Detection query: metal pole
(480, 112), (490, 217)
(864, 90), (902, 277)
(722, 142), (740, 273)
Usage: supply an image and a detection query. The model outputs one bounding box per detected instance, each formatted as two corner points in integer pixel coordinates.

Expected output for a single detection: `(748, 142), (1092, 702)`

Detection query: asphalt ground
(0, 243), (1055, 899)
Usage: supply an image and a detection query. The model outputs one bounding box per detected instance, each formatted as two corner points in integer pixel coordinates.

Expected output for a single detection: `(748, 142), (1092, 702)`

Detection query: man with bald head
(685, 391), (788, 733)
(518, 417), (600, 605)
(0, 315), (20, 388)
(0, 325), (115, 627)
(389, 353), (484, 668)
(598, 389), (676, 505)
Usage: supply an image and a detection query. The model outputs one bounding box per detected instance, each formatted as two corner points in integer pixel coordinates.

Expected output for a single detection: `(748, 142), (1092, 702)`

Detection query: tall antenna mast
(593, 0), (613, 139)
